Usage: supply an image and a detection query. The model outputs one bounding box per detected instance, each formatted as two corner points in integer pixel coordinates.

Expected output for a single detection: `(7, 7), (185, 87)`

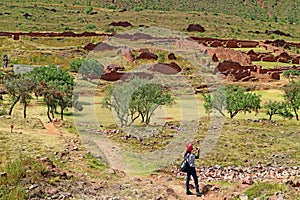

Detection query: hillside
(5, 0), (299, 24)
(102, 0), (300, 23)
(0, 0), (300, 199)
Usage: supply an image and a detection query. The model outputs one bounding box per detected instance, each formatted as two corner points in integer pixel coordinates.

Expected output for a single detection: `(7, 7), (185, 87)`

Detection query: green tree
(102, 78), (174, 126)
(202, 85), (226, 116)
(78, 59), (104, 80)
(202, 85), (261, 118)
(131, 83), (174, 124)
(47, 81), (73, 120)
(4, 75), (36, 118)
(29, 65), (77, 121)
(282, 81), (300, 121)
(263, 100), (293, 120)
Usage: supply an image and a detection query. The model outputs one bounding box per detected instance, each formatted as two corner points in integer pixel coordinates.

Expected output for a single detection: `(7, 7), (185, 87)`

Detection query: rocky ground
(0, 115), (299, 200)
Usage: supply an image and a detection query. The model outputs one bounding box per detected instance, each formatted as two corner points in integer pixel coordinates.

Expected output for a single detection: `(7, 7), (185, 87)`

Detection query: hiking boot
(186, 190), (193, 195)
(196, 191), (203, 197)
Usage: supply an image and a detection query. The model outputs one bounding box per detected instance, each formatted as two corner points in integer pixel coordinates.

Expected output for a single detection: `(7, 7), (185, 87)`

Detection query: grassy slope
(4, 0), (299, 24)
(0, 1), (299, 42)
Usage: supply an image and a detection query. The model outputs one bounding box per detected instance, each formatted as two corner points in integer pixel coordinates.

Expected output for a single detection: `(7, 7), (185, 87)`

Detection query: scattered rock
(23, 13), (32, 19)
(72, 146), (79, 151)
(109, 169), (116, 175)
(29, 184), (39, 190)
(239, 194), (249, 200)
(0, 172), (7, 177)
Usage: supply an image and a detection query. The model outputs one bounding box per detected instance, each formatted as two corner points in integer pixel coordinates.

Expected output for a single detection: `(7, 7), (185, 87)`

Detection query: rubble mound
(187, 24), (205, 32)
(109, 21), (133, 27)
(137, 52), (158, 60)
(149, 62), (181, 75)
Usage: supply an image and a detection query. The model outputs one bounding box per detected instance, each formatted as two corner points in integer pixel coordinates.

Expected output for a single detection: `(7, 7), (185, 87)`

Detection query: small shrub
(158, 53), (165, 63)
(69, 58), (83, 72)
(107, 4), (116, 10)
(85, 24), (97, 30)
(104, 26), (115, 33)
(245, 182), (286, 199)
(85, 153), (106, 169)
(133, 6), (143, 11)
(0, 152), (46, 199)
(85, 6), (93, 15)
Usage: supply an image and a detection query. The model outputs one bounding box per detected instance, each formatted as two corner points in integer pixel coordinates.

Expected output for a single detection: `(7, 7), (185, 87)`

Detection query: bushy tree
(102, 78), (174, 126)
(131, 83), (174, 124)
(4, 75), (36, 118)
(282, 81), (300, 121)
(263, 100), (293, 120)
(202, 85), (261, 118)
(78, 59), (104, 80)
(29, 65), (79, 121)
(202, 85), (226, 116)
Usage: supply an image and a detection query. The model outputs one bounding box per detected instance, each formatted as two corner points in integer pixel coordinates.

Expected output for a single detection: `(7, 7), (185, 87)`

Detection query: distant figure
(2, 54), (9, 69)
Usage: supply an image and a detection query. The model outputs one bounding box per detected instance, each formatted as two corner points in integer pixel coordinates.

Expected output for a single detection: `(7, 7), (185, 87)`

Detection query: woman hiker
(184, 142), (203, 197)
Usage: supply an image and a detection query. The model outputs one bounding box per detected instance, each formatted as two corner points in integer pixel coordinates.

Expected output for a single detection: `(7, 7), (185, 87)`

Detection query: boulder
(187, 24), (205, 32)
(225, 40), (239, 48)
(212, 53), (218, 62)
(137, 52), (158, 60)
(149, 62), (181, 74)
(168, 53), (176, 60)
(238, 41), (259, 48)
(262, 55), (277, 62)
(271, 72), (280, 80)
(213, 60), (242, 74)
(83, 43), (97, 51)
(292, 56), (300, 64)
(109, 21), (133, 27)
(210, 40), (223, 47)
(101, 71), (125, 81)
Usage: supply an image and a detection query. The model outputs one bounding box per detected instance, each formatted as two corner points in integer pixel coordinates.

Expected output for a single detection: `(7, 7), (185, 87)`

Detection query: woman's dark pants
(186, 167), (199, 193)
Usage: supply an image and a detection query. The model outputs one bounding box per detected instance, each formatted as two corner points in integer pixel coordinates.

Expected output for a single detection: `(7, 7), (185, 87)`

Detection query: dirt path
(93, 136), (126, 171)
(44, 122), (61, 135)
